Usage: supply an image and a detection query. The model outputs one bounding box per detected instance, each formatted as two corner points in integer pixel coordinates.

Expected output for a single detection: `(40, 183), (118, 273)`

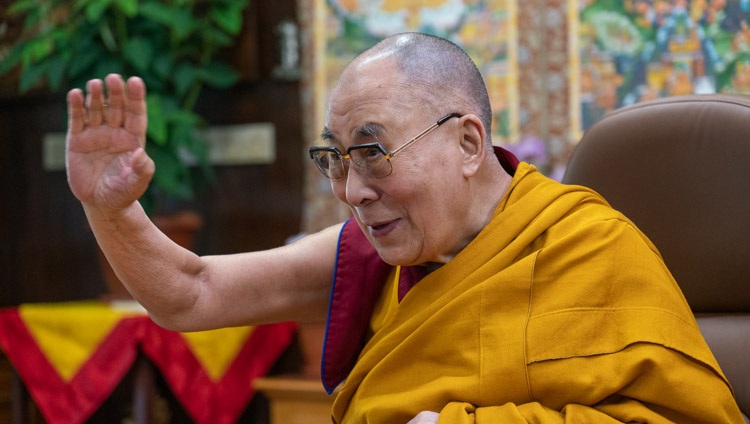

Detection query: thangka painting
(575, 0), (750, 131)
(319, 0), (519, 145)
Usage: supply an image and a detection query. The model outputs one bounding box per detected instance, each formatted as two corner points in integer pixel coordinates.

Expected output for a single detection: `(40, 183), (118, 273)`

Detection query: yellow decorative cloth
(0, 301), (295, 424)
(19, 301), (143, 382)
(141, 319), (295, 424)
(332, 163), (742, 423)
(181, 326), (254, 382)
(0, 301), (144, 424)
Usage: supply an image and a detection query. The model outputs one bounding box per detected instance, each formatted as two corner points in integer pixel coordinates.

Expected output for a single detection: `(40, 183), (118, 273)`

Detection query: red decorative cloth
(0, 302), (296, 424)
(142, 320), (296, 424)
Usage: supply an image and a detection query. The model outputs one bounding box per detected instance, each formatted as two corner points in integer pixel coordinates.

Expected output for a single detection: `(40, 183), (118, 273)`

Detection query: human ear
(457, 114), (486, 177)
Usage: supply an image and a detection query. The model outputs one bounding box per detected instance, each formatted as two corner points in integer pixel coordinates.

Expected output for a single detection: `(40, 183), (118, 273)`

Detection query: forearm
(86, 201), (340, 331)
(84, 201), (205, 324)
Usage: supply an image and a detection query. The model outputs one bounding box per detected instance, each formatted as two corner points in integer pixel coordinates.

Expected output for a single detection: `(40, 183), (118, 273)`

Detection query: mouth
(367, 219), (398, 237)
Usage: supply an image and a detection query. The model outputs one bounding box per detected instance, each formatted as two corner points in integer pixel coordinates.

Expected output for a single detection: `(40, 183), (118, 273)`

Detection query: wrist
(83, 201), (149, 231)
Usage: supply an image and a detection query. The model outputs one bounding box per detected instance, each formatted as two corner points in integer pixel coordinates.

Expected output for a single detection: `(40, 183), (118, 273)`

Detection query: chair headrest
(563, 94), (750, 312)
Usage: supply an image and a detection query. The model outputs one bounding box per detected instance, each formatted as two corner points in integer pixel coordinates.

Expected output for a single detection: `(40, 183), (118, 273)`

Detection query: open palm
(66, 75), (154, 211)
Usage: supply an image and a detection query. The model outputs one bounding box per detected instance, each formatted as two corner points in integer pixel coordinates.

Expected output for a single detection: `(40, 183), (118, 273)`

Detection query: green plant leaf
(171, 109), (202, 127)
(139, 2), (195, 42)
(5, 0), (243, 207)
(137, 2), (170, 24)
(152, 55), (173, 79)
(114, 0), (138, 17)
(0, 42), (26, 75)
(208, 27), (234, 47)
(198, 62), (238, 89)
(97, 20), (119, 53)
(123, 36), (154, 73)
(170, 10), (197, 42)
(84, 0), (112, 22)
(45, 55), (68, 90)
(67, 46), (101, 80)
(21, 36), (54, 64)
(173, 63), (198, 99)
(92, 55), (125, 79)
(210, 4), (244, 35)
(19, 60), (49, 92)
(8, 0), (37, 14)
(148, 143), (193, 199)
(146, 95), (168, 146)
(72, 0), (89, 13)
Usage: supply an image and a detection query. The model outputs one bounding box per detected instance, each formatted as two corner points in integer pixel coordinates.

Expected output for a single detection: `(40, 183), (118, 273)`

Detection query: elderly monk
(66, 32), (743, 423)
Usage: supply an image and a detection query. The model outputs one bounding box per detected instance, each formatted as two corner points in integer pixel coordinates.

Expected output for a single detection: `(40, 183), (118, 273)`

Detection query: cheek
(331, 181), (347, 203)
(406, 169), (462, 226)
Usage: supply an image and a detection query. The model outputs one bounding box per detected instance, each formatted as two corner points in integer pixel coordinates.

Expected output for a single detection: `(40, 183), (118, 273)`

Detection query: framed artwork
(573, 0), (750, 133)
(314, 0), (519, 145)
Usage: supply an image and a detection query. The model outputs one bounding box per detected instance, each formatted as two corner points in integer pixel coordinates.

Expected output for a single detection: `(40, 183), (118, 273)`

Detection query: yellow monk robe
(331, 163), (743, 423)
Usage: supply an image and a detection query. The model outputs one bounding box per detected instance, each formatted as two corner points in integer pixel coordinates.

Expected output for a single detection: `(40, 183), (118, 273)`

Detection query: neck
(431, 159), (514, 266)
(470, 156), (514, 238)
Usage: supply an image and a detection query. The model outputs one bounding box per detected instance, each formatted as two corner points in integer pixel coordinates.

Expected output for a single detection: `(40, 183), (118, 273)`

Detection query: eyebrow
(320, 127), (334, 142)
(356, 122), (382, 140)
(319, 122), (385, 146)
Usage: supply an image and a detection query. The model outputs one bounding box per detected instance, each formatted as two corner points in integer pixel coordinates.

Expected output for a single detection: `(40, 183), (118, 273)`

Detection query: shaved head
(336, 33), (494, 144)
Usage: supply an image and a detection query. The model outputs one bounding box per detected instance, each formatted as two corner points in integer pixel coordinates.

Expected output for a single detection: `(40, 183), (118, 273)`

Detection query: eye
(362, 147), (382, 160)
(314, 150), (339, 166)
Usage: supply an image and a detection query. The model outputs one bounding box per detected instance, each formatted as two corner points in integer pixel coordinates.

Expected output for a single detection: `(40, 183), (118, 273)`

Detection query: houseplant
(1, 0), (248, 296)
(0, 0), (247, 214)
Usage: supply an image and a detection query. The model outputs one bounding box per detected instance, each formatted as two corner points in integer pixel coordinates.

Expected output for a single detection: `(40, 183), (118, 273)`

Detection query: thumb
(132, 147), (155, 178)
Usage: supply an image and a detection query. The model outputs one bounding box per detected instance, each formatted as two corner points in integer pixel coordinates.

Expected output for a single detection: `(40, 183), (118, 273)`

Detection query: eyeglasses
(309, 113), (462, 180)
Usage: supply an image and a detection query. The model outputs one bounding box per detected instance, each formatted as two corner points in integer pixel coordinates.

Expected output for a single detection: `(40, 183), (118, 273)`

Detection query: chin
(365, 229), (424, 266)
(373, 247), (423, 267)
(371, 245), (406, 266)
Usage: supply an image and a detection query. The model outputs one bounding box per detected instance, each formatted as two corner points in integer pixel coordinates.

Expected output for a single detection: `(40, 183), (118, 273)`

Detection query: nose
(342, 164), (378, 206)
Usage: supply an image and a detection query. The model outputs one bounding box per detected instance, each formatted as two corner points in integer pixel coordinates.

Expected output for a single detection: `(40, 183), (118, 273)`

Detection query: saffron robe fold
(324, 163), (743, 423)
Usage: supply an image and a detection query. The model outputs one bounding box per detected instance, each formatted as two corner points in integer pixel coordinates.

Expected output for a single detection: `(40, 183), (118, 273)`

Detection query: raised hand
(66, 74), (154, 211)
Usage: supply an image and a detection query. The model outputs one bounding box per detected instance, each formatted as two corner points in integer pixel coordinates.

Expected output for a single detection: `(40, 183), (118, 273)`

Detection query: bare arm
(67, 74), (337, 332)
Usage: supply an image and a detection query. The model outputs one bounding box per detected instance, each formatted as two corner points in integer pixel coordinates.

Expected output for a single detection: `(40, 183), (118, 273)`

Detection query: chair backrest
(562, 94), (750, 420)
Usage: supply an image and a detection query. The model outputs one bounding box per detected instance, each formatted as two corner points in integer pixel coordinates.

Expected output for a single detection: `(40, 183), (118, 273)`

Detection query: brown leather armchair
(562, 94), (750, 422)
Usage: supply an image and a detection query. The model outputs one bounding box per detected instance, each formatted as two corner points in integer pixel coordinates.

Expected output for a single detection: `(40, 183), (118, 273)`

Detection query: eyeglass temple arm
(437, 113), (462, 125)
(389, 113), (462, 158)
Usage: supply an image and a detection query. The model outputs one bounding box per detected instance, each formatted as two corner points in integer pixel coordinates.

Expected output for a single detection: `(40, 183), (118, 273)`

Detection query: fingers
(85, 78), (106, 126)
(74, 74), (147, 137)
(67, 88), (86, 135)
(124, 76), (148, 144)
(104, 74), (125, 128)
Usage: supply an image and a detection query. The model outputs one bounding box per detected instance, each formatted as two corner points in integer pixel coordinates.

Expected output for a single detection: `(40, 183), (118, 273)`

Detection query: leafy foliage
(1, 0), (248, 212)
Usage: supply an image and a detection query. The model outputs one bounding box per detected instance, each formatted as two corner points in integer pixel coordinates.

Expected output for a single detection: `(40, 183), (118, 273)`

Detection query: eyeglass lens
(310, 113), (461, 180)
(311, 145), (391, 180)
